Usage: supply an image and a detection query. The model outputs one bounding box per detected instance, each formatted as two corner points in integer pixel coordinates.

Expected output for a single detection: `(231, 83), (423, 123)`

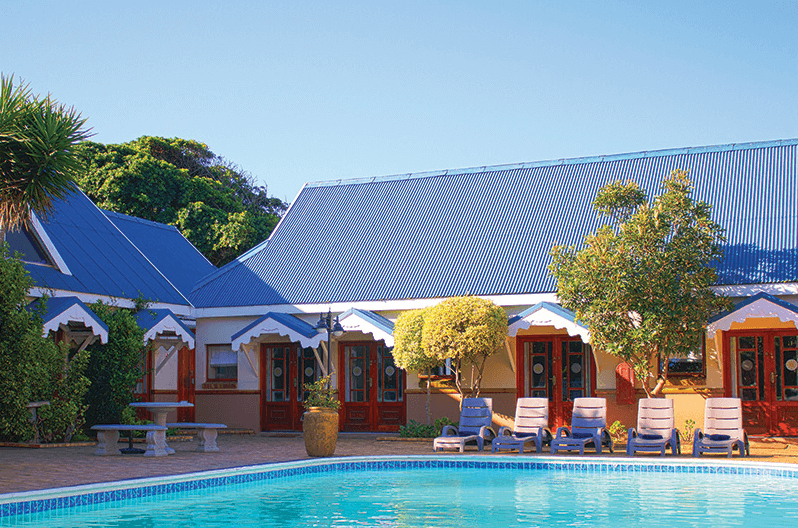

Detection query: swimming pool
(3, 456), (798, 527)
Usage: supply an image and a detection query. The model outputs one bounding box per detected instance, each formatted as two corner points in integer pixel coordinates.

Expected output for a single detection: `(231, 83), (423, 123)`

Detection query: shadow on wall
(717, 245), (798, 286)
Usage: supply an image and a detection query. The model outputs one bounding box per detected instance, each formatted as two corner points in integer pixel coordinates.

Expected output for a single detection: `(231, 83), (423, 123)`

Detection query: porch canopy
(337, 308), (395, 347)
(507, 301), (590, 343)
(707, 292), (798, 338)
(29, 296), (109, 347)
(135, 309), (195, 348)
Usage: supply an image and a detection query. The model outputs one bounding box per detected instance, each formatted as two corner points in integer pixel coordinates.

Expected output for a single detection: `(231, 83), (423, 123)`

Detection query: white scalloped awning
(231, 312), (323, 351)
(338, 308), (395, 347)
(136, 309), (195, 349)
(507, 302), (590, 343)
(30, 297), (109, 344)
(707, 292), (798, 338)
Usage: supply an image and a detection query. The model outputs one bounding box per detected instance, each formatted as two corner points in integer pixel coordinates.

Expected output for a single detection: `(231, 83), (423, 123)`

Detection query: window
(664, 335), (706, 378)
(4, 227), (53, 266)
(207, 344), (237, 381)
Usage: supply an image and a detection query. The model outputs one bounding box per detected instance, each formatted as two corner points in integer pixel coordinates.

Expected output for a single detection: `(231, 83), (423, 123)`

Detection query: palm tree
(0, 74), (91, 241)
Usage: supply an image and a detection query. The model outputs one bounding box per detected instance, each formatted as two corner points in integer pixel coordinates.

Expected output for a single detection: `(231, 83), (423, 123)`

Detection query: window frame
(662, 334), (707, 379)
(206, 343), (238, 382)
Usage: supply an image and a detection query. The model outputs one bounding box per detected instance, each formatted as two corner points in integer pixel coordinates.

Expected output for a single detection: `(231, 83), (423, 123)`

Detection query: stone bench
(91, 424), (168, 457)
(166, 423), (227, 452)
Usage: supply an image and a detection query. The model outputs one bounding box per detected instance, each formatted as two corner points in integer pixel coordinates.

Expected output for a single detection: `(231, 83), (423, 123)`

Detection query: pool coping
(3, 455), (798, 519)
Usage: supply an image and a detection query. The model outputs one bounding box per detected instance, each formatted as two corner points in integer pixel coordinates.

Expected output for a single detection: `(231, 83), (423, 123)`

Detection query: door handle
(771, 372), (776, 384)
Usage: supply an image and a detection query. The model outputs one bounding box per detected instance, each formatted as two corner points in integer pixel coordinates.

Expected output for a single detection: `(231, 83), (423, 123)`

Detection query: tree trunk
(425, 367), (431, 426)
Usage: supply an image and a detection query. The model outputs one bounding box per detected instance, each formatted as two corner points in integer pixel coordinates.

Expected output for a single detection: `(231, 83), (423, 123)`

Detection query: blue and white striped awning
(28, 296), (109, 344)
(231, 312), (322, 351)
(508, 302), (590, 343)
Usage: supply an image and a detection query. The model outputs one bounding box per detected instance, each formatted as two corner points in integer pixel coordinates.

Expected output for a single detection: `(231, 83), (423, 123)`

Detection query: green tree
(549, 170), (730, 396)
(0, 74), (91, 239)
(75, 136), (286, 266)
(0, 246), (89, 442)
(392, 308), (442, 425)
(422, 296), (507, 402)
(83, 302), (146, 429)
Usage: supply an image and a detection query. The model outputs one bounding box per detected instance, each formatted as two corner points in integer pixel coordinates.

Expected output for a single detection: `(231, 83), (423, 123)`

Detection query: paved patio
(2, 433), (798, 495)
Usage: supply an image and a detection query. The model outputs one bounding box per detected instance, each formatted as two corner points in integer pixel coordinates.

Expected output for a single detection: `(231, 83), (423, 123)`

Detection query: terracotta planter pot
(303, 407), (339, 457)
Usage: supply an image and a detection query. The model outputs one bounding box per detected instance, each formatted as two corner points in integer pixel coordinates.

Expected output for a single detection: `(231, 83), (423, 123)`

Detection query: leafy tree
(75, 136), (287, 266)
(83, 302), (146, 429)
(392, 308), (442, 424)
(0, 74), (90, 240)
(549, 170), (730, 396)
(422, 296), (507, 402)
(0, 246), (89, 442)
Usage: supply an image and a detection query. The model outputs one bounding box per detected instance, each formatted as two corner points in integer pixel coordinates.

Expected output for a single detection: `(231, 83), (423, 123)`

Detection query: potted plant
(302, 375), (341, 457)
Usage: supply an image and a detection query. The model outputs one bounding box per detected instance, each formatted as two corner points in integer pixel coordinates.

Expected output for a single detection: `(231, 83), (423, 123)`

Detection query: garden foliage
(392, 307), (441, 424)
(550, 170), (729, 395)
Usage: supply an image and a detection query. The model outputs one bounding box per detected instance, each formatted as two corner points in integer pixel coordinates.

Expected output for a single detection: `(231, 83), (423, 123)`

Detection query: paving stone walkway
(2, 434), (798, 495)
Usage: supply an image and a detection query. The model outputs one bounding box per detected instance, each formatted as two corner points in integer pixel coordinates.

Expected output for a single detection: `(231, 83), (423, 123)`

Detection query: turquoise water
(8, 467), (798, 527)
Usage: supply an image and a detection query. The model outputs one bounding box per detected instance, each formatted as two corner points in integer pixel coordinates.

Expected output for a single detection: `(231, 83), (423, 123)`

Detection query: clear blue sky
(3, 1), (797, 203)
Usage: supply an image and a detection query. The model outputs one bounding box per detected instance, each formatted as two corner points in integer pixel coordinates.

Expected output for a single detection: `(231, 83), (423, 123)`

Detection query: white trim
(29, 212), (71, 275)
(508, 306), (590, 343)
(195, 293), (560, 319)
(338, 311), (395, 346)
(28, 288), (193, 317)
(707, 298), (798, 338)
(231, 319), (322, 352)
(42, 304), (109, 344)
(143, 316), (195, 349)
(712, 283), (798, 297)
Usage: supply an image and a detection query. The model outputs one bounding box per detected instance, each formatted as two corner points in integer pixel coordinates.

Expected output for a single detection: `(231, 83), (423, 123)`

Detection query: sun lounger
(693, 397), (749, 457)
(433, 397), (493, 452)
(550, 397), (613, 455)
(626, 398), (680, 456)
(492, 397), (552, 454)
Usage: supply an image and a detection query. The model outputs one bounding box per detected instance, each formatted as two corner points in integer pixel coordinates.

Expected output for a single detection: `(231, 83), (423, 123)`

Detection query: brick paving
(2, 434), (798, 495)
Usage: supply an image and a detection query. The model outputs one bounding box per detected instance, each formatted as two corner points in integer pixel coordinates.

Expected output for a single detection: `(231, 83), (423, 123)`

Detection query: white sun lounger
(693, 397), (749, 457)
(492, 398), (552, 454)
(551, 397), (613, 455)
(626, 398), (681, 456)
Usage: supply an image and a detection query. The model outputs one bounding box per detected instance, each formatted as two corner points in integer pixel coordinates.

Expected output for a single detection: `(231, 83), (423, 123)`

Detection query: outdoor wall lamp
(314, 310), (345, 375)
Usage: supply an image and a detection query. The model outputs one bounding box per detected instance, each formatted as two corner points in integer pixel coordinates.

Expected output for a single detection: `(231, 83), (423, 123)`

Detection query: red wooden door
(261, 345), (321, 431)
(177, 346), (195, 422)
(340, 342), (405, 431)
(726, 331), (798, 435)
(516, 336), (594, 429)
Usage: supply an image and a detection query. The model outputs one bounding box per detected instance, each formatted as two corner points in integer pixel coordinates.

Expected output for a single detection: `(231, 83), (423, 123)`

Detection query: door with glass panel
(516, 337), (595, 429)
(726, 331), (798, 435)
(260, 344), (320, 431)
(340, 342), (405, 431)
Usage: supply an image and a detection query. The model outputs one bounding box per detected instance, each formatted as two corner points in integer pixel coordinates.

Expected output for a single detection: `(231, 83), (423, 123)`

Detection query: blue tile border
(2, 455), (798, 521)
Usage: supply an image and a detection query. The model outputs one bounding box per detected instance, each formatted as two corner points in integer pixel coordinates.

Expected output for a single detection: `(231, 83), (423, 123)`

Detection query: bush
(399, 417), (455, 438)
(0, 246), (90, 442)
(83, 302), (145, 429)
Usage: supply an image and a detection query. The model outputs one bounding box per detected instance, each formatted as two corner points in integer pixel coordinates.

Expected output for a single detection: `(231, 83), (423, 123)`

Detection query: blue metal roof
(192, 139), (798, 308)
(508, 302), (581, 327)
(340, 308), (395, 335)
(135, 308), (194, 336)
(28, 296), (110, 339)
(708, 292), (798, 323)
(24, 188), (191, 307)
(104, 210), (216, 298)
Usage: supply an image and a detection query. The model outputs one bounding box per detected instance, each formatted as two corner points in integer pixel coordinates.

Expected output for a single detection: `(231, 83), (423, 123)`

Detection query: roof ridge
(304, 138), (798, 189)
(102, 209), (180, 232)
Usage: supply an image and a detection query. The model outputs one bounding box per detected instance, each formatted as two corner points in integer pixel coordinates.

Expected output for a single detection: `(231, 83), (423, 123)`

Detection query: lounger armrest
(627, 427), (638, 441)
(555, 426), (570, 439)
(441, 425), (458, 437)
(497, 426), (512, 437)
(478, 425), (492, 440)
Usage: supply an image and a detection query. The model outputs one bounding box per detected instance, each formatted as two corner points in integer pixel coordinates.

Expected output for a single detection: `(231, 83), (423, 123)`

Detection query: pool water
(7, 465), (798, 527)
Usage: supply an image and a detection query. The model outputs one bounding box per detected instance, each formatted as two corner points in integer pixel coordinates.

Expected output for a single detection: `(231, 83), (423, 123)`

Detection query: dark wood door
(261, 345), (321, 431)
(340, 342), (405, 432)
(177, 346), (196, 422)
(516, 336), (594, 429)
(726, 331), (798, 435)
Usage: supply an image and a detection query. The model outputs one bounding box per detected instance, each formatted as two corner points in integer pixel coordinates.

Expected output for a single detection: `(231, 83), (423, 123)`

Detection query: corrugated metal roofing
(192, 139), (798, 308)
(25, 188), (191, 307)
(27, 296), (110, 341)
(103, 210), (216, 298)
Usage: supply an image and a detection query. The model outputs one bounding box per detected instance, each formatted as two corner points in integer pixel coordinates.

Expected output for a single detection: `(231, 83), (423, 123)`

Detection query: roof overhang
(30, 296), (109, 344)
(707, 292), (798, 338)
(507, 302), (590, 343)
(231, 312), (322, 351)
(136, 309), (195, 349)
(338, 308), (395, 346)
